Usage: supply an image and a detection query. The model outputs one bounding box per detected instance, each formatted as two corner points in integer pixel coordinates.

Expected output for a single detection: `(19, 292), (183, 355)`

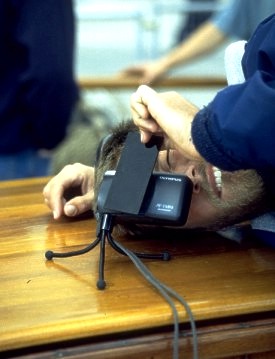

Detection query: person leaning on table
(43, 14), (275, 247)
(130, 14), (275, 247)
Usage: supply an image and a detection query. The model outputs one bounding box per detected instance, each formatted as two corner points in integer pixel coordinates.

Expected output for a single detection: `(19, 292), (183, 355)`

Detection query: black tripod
(45, 214), (199, 359)
(45, 213), (170, 290)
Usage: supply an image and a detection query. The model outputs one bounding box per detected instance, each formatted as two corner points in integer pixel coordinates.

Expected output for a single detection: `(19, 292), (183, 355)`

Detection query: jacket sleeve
(191, 14), (275, 172)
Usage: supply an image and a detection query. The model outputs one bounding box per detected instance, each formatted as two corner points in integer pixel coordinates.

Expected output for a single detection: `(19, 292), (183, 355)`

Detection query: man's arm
(192, 14), (275, 172)
(152, 21), (226, 75)
(122, 21), (226, 84)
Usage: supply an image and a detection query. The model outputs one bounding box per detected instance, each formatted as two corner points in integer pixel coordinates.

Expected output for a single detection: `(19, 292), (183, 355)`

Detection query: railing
(78, 75), (226, 89)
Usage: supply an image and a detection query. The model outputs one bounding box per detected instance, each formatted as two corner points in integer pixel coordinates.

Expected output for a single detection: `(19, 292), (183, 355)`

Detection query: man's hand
(43, 163), (95, 219)
(130, 85), (202, 161)
(120, 60), (167, 85)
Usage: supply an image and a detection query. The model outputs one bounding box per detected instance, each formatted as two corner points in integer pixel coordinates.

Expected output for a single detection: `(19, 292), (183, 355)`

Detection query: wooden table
(1, 177), (275, 359)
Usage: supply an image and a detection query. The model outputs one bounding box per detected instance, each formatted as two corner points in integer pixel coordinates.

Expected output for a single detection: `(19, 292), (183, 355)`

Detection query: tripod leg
(97, 231), (106, 290)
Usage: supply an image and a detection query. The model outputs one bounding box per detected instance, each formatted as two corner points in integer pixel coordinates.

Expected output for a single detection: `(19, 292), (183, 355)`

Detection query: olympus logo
(159, 176), (182, 182)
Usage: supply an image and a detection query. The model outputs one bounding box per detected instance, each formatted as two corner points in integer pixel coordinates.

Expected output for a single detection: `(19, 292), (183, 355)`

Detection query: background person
(0, 0), (79, 180)
(121, 0), (275, 84)
(175, 0), (218, 44)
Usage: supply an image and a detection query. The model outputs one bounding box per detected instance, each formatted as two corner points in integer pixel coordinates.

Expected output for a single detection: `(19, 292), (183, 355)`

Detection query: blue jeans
(0, 149), (51, 180)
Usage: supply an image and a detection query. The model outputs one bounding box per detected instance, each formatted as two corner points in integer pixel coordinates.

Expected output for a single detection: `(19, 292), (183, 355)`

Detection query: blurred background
(0, 0), (237, 179)
(3, 0), (275, 180)
(74, 0), (231, 122)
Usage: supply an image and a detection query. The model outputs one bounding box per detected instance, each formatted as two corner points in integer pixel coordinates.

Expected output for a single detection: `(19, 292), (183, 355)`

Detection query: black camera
(97, 170), (193, 226)
(45, 129), (194, 292)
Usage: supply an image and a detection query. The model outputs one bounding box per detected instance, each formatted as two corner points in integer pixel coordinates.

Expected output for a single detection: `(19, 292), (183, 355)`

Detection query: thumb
(64, 191), (94, 217)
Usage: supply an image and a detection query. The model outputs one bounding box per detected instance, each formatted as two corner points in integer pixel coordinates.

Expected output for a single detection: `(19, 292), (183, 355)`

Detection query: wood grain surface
(1, 177), (275, 358)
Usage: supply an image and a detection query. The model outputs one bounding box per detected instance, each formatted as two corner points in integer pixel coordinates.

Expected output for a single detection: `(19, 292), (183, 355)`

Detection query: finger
(133, 85), (164, 127)
(64, 191), (94, 217)
(134, 84), (158, 106)
(140, 128), (152, 143)
(43, 181), (65, 219)
(131, 86), (163, 143)
(130, 91), (151, 120)
(135, 120), (162, 144)
(135, 86), (177, 130)
(43, 164), (84, 219)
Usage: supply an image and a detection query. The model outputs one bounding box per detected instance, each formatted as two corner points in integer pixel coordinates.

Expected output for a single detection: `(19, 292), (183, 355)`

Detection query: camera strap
(103, 131), (162, 215)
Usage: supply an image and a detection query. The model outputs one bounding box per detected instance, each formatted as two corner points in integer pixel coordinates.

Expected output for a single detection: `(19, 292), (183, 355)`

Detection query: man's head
(94, 120), (270, 232)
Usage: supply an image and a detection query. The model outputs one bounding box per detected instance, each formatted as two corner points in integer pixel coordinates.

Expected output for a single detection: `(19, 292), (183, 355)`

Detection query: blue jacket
(192, 14), (275, 246)
(192, 13), (275, 198)
(0, 0), (79, 153)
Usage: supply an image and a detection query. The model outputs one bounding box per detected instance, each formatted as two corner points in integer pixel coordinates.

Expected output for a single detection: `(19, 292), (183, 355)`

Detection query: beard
(198, 165), (268, 230)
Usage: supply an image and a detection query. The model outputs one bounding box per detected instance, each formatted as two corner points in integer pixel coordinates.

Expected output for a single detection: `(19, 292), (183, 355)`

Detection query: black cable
(45, 213), (198, 358)
(111, 235), (199, 359)
(107, 231), (171, 261)
(157, 283), (198, 359)
(112, 237), (180, 359)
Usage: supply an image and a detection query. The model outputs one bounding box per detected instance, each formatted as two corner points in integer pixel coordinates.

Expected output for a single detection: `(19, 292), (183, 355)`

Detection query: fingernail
(65, 204), (77, 216)
(140, 132), (145, 143)
(53, 210), (59, 219)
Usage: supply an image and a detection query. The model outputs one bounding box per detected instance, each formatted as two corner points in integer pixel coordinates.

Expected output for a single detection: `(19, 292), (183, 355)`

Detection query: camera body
(97, 170), (193, 226)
